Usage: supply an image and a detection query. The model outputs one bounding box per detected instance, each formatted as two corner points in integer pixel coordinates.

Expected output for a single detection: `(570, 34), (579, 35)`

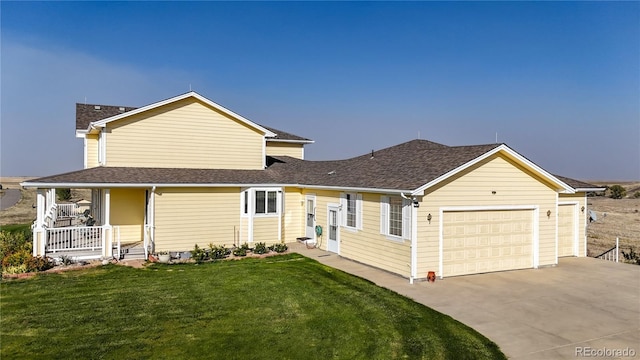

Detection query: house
(22, 91), (603, 281)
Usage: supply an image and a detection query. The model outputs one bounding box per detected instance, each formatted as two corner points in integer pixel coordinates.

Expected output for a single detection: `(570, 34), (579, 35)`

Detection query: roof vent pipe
(370, 150), (374, 159)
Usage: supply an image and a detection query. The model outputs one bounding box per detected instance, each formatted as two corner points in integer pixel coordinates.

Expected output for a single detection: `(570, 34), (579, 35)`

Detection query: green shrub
(253, 242), (268, 255)
(2, 249), (32, 269)
(190, 244), (208, 263)
(208, 243), (230, 260)
(56, 188), (72, 201)
(3, 264), (28, 274)
(26, 256), (54, 272)
(0, 230), (32, 262)
(232, 247), (247, 257)
(634, 191), (640, 199)
(622, 247), (640, 265)
(609, 185), (626, 199)
(269, 243), (288, 253)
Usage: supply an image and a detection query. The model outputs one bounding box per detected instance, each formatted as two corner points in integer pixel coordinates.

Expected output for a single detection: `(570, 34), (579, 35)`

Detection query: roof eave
(266, 138), (315, 144)
(575, 187), (606, 192)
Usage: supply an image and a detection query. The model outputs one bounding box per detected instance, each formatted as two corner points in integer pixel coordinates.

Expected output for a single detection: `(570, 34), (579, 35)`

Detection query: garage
(442, 209), (534, 277)
(557, 204), (577, 257)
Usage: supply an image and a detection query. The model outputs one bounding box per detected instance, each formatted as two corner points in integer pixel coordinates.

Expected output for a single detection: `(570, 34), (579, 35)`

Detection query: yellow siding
(253, 217), (280, 244)
(105, 98), (264, 169)
(154, 188), (241, 251)
(85, 134), (99, 168)
(283, 188), (303, 242)
(304, 190), (411, 277)
(417, 153), (558, 278)
(266, 142), (304, 159)
(110, 188), (146, 244)
(559, 193), (587, 257)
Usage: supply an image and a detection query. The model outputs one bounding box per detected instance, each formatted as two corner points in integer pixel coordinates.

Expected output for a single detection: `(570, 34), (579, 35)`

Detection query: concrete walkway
(290, 243), (640, 360)
(0, 189), (22, 210)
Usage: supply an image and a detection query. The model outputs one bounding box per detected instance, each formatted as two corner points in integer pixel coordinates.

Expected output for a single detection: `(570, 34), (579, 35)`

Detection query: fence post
(616, 237), (619, 263)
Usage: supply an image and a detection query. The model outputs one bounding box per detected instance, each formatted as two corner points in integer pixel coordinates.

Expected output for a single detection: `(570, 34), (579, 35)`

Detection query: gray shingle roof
(76, 104), (137, 130)
(75, 103), (312, 142)
(553, 175), (603, 190)
(27, 139), (504, 191)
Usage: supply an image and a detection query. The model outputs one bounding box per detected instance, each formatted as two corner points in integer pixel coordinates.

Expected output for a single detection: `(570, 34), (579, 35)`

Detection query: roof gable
(81, 92), (276, 137)
(75, 92), (312, 142)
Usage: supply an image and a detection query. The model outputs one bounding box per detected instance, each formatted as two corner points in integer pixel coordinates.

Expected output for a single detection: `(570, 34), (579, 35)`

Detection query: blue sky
(1, 1), (638, 180)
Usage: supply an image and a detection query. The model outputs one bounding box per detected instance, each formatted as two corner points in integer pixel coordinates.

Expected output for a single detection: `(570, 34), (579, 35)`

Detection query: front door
(327, 205), (340, 253)
(305, 195), (316, 242)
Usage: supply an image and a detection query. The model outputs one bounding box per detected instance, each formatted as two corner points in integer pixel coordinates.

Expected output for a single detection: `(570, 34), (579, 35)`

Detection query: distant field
(0, 177), (91, 227)
(586, 182), (640, 259)
(0, 177), (36, 227)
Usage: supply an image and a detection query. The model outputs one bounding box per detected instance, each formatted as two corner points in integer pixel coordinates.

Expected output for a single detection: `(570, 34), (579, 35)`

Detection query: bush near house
(0, 225), (54, 275)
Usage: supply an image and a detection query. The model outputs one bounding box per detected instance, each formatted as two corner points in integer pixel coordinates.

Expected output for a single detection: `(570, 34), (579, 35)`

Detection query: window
(341, 193), (362, 230)
(243, 191), (249, 214)
(255, 190), (278, 215)
(346, 193), (356, 227)
(388, 197), (403, 237)
(380, 195), (411, 240)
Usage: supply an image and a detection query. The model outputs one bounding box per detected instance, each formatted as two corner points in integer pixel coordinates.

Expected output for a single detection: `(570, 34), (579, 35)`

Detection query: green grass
(0, 223), (31, 234)
(1, 254), (505, 359)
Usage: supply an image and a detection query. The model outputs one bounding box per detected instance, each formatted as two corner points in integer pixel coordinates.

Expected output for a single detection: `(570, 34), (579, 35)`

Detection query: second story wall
(85, 134), (99, 168)
(103, 98), (265, 169)
(266, 142), (305, 159)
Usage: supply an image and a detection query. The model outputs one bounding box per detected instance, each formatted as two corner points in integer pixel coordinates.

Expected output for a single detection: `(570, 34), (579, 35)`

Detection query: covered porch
(30, 187), (155, 261)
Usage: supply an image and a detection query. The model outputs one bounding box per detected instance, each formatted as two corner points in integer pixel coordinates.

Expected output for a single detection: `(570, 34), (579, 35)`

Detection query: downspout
(401, 192), (418, 284)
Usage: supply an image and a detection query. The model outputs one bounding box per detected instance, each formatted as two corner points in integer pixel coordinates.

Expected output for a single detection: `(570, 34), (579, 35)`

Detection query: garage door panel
(443, 209), (534, 277)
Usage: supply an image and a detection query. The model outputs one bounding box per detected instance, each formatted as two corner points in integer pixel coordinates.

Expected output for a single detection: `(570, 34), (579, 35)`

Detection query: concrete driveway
(0, 188), (22, 210)
(293, 245), (640, 359)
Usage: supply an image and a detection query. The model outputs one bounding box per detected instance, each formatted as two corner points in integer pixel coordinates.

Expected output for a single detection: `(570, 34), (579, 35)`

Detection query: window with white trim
(255, 190), (279, 215)
(388, 197), (403, 237)
(380, 195), (411, 240)
(340, 193), (362, 230)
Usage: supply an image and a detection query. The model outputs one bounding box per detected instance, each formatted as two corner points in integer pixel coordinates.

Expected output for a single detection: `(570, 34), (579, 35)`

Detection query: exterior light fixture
(547, 210), (551, 218)
(427, 213), (432, 223)
(581, 206), (585, 213)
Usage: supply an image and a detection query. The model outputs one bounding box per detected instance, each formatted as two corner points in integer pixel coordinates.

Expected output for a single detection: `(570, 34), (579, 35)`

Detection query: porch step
(116, 242), (146, 260)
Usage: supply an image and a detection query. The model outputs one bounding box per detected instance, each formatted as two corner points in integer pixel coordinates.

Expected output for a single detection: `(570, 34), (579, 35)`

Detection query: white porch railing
(57, 203), (83, 218)
(46, 226), (103, 253)
(596, 237), (619, 262)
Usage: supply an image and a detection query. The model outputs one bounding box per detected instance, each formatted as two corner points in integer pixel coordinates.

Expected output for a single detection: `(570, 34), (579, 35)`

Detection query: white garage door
(558, 204), (576, 257)
(442, 209), (534, 277)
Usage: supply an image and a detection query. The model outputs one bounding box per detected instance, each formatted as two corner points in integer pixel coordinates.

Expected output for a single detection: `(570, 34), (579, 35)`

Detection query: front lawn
(1, 254), (505, 359)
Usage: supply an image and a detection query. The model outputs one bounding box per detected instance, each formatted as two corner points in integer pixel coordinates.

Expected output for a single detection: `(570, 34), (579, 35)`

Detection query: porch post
(102, 189), (112, 258)
(33, 189), (47, 256)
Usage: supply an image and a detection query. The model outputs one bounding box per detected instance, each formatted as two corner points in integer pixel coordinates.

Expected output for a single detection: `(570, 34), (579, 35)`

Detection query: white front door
(305, 195), (316, 241)
(327, 205), (340, 253)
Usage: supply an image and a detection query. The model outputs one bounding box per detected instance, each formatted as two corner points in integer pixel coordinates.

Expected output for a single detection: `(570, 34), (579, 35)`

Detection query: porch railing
(57, 203), (83, 218)
(45, 226), (104, 253)
(596, 237), (619, 263)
